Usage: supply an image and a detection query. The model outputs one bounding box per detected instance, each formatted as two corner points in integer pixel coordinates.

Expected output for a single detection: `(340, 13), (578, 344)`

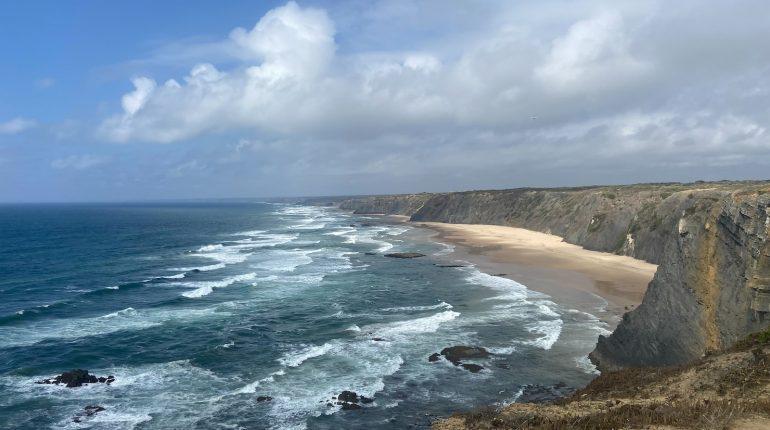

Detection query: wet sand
(416, 222), (658, 327)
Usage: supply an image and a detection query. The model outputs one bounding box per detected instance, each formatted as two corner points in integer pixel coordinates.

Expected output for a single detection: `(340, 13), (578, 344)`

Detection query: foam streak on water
(0, 202), (608, 430)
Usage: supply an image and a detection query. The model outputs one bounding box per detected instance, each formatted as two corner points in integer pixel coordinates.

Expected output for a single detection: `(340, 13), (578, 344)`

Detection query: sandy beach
(416, 222), (658, 326)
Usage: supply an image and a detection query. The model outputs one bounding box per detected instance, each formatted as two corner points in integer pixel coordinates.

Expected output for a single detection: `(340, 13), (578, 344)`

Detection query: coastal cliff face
(334, 182), (770, 369)
(338, 193), (432, 216)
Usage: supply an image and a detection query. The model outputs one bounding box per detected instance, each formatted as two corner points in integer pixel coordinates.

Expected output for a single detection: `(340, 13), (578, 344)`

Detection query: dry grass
(454, 399), (770, 430)
(435, 328), (770, 430)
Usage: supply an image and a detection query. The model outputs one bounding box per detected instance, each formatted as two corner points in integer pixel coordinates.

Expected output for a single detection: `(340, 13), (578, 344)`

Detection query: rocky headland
(325, 180), (770, 428)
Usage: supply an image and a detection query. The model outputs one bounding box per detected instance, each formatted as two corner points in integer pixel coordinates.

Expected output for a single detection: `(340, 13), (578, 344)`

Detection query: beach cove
(415, 222), (658, 328)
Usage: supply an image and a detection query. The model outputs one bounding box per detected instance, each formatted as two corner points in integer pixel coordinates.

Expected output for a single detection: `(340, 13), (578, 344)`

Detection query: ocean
(0, 202), (609, 429)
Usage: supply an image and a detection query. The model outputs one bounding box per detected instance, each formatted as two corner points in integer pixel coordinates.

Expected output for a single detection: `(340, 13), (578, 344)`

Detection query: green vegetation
(735, 326), (770, 350)
(601, 192), (616, 200)
(587, 213), (607, 233)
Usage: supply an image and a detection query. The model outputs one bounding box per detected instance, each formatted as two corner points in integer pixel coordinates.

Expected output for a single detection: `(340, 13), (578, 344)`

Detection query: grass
(444, 327), (770, 430)
(601, 192), (616, 200)
(458, 399), (770, 430)
(735, 326), (770, 350)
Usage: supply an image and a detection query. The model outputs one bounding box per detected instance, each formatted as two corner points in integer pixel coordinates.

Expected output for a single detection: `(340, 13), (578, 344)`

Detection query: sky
(1, 0), (769, 202)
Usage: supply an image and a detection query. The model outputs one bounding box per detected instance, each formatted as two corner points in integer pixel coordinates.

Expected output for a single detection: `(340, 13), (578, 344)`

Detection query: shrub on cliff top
(735, 327), (770, 350)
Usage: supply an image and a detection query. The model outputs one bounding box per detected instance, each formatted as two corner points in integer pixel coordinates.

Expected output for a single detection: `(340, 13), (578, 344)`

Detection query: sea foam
(180, 272), (258, 298)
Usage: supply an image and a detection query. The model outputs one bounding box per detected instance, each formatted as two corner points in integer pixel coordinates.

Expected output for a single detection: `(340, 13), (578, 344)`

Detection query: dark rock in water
(84, 405), (105, 416)
(257, 396), (272, 402)
(335, 390), (372, 409)
(59, 369), (97, 387)
(440, 346), (491, 365)
(326, 402), (333, 407)
(516, 383), (575, 404)
(493, 273), (507, 277)
(360, 223), (373, 227)
(364, 252), (377, 255)
(461, 363), (484, 373)
(73, 405), (105, 422)
(431, 346), (491, 372)
(36, 369), (110, 388)
(384, 252), (425, 259)
(337, 390), (359, 403)
(435, 264), (467, 268)
(191, 269), (201, 273)
(350, 224), (357, 227)
(372, 337), (386, 342)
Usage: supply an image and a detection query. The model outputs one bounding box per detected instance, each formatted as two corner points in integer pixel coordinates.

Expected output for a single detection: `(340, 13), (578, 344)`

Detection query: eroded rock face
(338, 182), (770, 369)
(591, 191), (770, 370)
(339, 194), (431, 216)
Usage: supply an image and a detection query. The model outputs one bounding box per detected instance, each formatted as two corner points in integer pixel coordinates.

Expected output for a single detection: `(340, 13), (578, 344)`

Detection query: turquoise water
(0, 203), (607, 429)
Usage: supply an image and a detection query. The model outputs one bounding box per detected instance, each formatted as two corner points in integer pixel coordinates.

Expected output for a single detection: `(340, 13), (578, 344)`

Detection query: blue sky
(1, 1), (290, 119)
(2, 1), (770, 202)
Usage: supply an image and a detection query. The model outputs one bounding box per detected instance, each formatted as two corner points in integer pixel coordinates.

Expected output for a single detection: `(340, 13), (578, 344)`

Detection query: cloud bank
(96, 0), (770, 195)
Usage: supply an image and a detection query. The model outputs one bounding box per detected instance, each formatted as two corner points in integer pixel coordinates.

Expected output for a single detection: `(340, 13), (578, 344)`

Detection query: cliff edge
(334, 181), (770, 369)
(433, 329), (770, 429)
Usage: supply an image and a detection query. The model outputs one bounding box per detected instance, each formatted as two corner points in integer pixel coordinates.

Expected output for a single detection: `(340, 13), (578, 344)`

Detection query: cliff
(338, 193), (433, 216)
(334, 181), (770, 369)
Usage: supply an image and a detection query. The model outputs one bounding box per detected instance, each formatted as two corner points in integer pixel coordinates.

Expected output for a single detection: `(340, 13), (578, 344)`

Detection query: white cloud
(229, 1), (335, 76)
(0, 117), (36, 134)
(51, 155), (109, 170)
(534, 11), (651, 93)
(97, 0), (770, 189)
(122, 77), (156, 116)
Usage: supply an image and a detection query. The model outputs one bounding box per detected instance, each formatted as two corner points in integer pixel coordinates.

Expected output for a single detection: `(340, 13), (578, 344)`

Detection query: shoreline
(411, 221), (657, 327)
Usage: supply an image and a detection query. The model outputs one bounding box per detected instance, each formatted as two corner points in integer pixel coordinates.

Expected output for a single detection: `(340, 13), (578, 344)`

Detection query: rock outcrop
(333, 181), (770, 369)
(384, 252), (426, 259)
(72, 405), (106, 423)
(35, 369), (115, 388)
(428, 346), (492, 372)
(329, 390), (374, 410)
